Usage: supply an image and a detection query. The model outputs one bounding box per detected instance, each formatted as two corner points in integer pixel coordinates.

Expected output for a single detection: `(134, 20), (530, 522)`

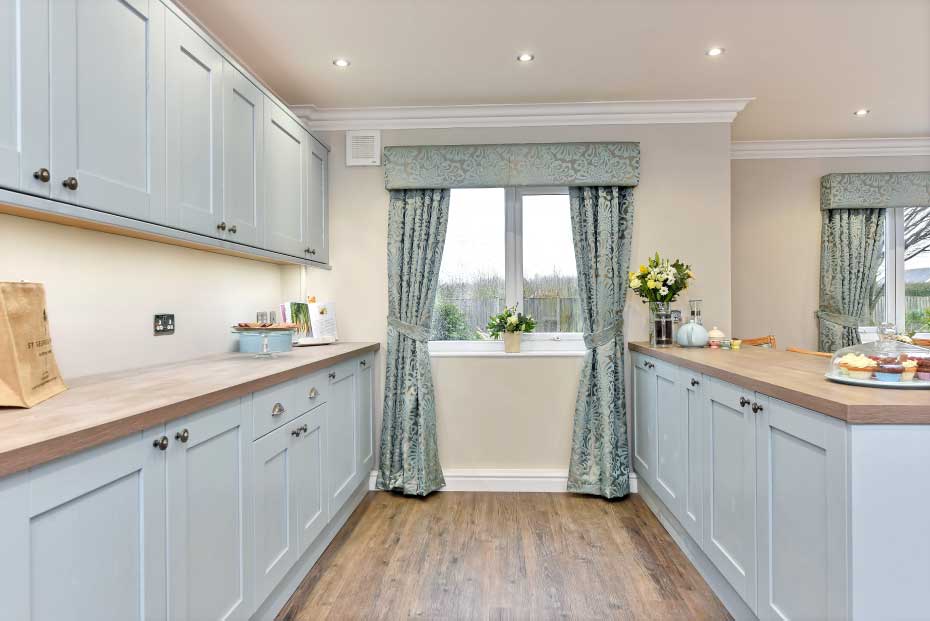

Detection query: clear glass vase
(650, 302), (674, 347)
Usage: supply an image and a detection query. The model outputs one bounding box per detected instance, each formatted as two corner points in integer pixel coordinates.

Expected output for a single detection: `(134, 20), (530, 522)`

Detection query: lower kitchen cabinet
(632, 351), (852, 620)
(327, 361), (359, 512)
(166, 398), (252, 621)
(293, 405), (328, 555)
(356, 353), (374, 479)
(0, 431), (167, 621)
(704, 377), (758, 610)
(755, 396), (848, 621)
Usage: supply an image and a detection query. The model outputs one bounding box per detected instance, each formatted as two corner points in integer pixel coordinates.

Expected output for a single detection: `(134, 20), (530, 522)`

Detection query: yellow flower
(630, 278), (641, 289)
(687, 269), (695, 278)
(647, 280), (657, 289)
(639, 265), (648, 274)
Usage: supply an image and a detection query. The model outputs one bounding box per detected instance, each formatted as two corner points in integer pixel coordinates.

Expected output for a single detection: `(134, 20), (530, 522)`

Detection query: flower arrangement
(629, 252), (695, 305)
(486, 305), (537, 338)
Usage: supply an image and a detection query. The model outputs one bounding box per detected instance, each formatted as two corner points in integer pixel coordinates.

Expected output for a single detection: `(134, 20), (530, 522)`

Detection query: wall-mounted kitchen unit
(0, 0), (329, 266)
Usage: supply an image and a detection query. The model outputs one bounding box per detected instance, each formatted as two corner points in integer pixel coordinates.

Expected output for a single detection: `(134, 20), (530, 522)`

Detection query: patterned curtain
(817, 208), (885, 352)
(567, 186), (635, 499)
(376, 189), (450, 496)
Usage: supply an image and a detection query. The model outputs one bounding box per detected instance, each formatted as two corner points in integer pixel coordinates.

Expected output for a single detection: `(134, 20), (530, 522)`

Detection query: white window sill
(429, 350), (586, 358)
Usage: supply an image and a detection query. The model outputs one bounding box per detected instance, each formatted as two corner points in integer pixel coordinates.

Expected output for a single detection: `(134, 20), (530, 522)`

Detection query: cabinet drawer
(253, 379), (299, 440)
(296, 369), (330, 414)
(708, 377), (754, 414)
(632, 352), (659, 372)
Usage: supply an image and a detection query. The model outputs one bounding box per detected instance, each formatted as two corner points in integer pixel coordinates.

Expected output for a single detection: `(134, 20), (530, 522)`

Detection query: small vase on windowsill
(649, 302), (675, 348)
(503, 331), (522, 353)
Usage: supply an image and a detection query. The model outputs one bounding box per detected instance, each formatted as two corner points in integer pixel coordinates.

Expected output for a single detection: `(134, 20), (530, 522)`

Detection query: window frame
(429, 185), (585, 355)
(885, 206), (930, 333)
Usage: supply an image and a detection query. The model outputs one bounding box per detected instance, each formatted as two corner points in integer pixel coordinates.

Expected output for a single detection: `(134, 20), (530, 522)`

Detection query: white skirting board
(368, 468), (639, 493)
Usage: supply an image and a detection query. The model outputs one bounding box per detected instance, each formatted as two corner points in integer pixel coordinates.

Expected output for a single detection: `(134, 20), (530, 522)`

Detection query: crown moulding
(292, 98), (754, 131)
(732, 138), (930, 159)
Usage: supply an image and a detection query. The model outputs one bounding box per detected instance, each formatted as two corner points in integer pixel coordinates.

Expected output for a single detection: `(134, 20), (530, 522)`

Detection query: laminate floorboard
(277, 492), (731, 621)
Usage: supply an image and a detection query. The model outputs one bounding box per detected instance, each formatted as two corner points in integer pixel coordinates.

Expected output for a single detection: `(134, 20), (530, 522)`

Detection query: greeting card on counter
(308, 302), (338, 340)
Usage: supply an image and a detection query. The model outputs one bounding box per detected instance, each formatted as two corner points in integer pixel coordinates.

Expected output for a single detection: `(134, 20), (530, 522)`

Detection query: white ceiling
(177, 0), (930, 141)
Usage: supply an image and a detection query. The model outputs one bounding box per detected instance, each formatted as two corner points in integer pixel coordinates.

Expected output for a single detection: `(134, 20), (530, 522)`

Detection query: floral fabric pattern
(383, 143), (640, 190)
(376, 189), (450, 496)
(567, 186), (635, 499)
(821, 172), (930, 210)
(818, 208), (885, 352)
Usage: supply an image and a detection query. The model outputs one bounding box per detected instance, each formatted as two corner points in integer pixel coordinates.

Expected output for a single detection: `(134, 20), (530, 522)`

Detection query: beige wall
(1, 213), (286, 379)
(731, 156), (930, 351)
(308, 123), (733, 471)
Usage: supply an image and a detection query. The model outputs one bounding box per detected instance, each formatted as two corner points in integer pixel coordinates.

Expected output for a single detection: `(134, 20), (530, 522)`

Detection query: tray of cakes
(827, 340), (930, 389)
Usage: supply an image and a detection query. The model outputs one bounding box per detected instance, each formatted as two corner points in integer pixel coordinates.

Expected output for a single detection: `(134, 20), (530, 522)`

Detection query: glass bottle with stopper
(677, 299), (709, 347)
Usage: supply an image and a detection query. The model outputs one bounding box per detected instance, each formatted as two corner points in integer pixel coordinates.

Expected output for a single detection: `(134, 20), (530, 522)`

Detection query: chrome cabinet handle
(751, 402), (764, 414)
(228, 225), (237, 234)
(153, 436), (169, 451)
(690, 378), (700, 387)
(33, 168), (50, 183)
(216, 221), (227, 231)
(271, 402), (285, 417)
(62, 176), (78, 190)
(328, 371), (336, 380)
(175, 428), (190, 443)
(308, 387), (319, 399)
(739, 397), (751, 408)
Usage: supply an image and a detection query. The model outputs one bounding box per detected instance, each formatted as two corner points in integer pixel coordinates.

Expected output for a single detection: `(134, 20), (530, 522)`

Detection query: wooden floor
(277, 492), (731, 621)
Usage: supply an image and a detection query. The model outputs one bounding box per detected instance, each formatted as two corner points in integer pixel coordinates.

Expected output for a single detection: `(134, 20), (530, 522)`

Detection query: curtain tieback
(583, 320), (624, 349)
(387, 317), (431, 342)
(816, 308), (861, 329)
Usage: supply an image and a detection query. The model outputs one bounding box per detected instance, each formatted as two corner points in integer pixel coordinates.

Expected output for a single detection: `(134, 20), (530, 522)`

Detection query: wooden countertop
(628, 342), (930, 424)
(0, 342), (380, 478)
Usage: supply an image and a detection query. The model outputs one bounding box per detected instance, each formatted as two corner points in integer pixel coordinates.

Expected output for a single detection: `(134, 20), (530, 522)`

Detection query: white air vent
(346, 130), (381, 166)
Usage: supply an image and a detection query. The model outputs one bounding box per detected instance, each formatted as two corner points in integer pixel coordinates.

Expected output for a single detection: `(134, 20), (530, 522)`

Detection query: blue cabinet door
(294, 406), (328, 554)
(263, 98), (309, 258)
(49, 0), (166, 222)
(164, 10), (224, 237)
(222, 62), (264, 247)
(654, 359), (685, 517)
(356, 354), (374, 481)
(679, 367), (705, 547)
(327, 362), (359, 514)
(166, 398), (252, 620)
(306, 137), (329, 263)
(632, 354), (657, 487)
(0, 430), (167, 621)
(0, 0), (49, 196)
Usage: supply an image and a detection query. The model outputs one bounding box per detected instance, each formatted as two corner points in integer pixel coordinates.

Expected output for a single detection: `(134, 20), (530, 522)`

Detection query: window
(430, 187), (583, 352)
(883, 206), (930, 335)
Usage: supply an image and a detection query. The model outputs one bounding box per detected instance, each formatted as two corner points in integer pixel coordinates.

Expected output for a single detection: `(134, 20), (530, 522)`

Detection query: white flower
(659, 286), (669, 296)
(630, 278), (641, 289)
(506, 315), (519, 326)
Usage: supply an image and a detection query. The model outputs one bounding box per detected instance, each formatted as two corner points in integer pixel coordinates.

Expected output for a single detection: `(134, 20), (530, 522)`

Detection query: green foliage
(486, 305), (537, 339)
(906, 282), (930, 297)
(629, 252), (694, 305)
(431, 302), (477, 341)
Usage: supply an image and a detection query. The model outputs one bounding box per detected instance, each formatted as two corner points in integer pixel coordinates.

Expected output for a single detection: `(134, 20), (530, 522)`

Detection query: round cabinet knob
(291, 427), (302, 437)
(690, 378), (700, 387)
(299, 424), (308, 434)
(33, 168), (50, 183)
(328, 371), (336, 380)
(153, 436), (169, 451)
(308, 387), (319, 399)
(360, 359), (367, 367)
(739, 397), (751, 408)
(175, 428), (190, 443)
(62, 176), (78, 190)
(271, 402), (285, 417)
(228, 225), (237, 234)
(751, 402), (764, 414)
(216, 221), (227, 232)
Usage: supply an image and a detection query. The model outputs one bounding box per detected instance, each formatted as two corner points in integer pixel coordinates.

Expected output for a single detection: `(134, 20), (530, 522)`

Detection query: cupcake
(843, 354), (877, 380)
(875, 363), (904, 382)
(901, 359), (918, 381)
(915, 358), (930, 381)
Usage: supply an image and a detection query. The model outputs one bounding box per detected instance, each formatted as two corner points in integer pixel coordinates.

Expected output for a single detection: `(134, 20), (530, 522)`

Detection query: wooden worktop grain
(0, 342), (379, 478)
(628, 342), (930, 424)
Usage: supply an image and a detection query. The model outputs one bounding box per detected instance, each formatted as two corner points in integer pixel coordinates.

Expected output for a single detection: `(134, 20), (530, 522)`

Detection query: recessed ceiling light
(332, 58), (350, 68)
(517, 53), (534, 63)
(705, 47), (725, 57)
(854, 108), (870, 117)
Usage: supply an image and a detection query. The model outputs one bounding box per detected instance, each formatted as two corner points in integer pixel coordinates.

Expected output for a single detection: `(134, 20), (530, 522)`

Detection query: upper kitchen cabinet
(264, 99), (310, 259)
(164, 10), (223, 238)
(307, 138), (329, 264)
(0, 0), (49, 196)
(49, 0), (166, 222)
(222, 62), (264, 247)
